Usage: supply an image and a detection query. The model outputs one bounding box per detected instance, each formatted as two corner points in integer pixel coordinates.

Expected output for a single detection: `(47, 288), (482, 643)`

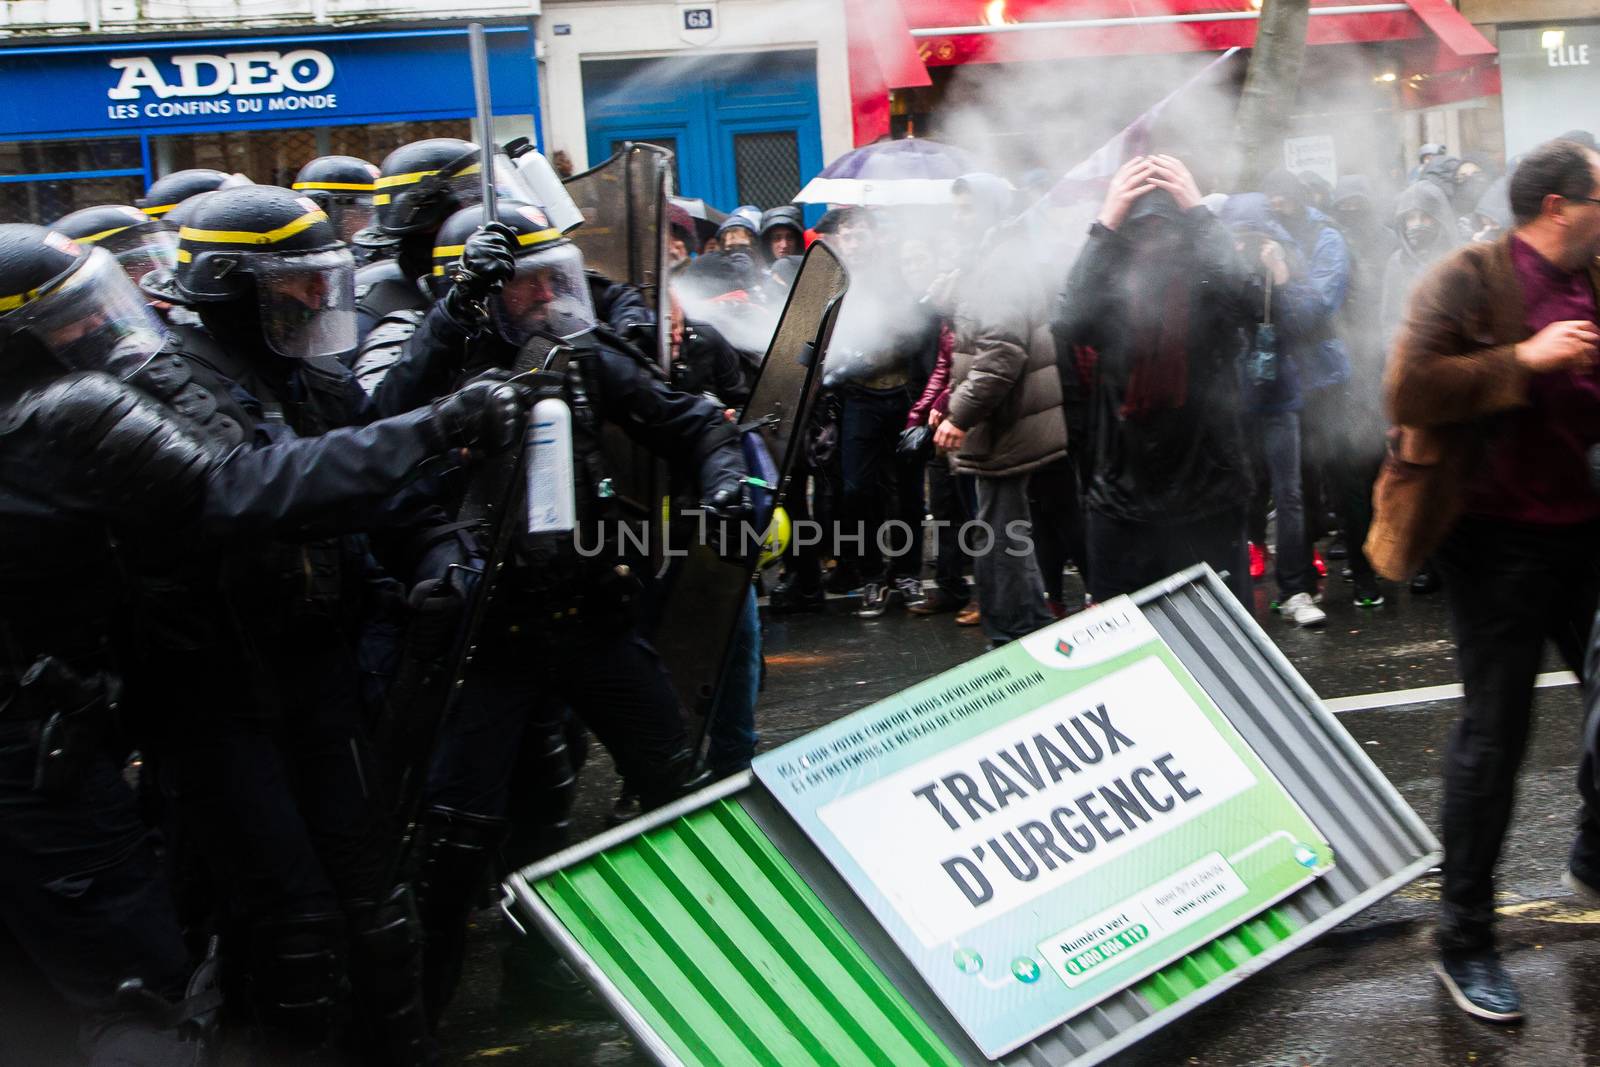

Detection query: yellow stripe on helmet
(432, 228), (561, 259)
(373, 163), (481, 190)
(75, 224), (138, 245)
(292, 180), (377, 192)
(179, 207), (329, 247)
(176, 249), (192, 263)
(142, 203), (178, 217)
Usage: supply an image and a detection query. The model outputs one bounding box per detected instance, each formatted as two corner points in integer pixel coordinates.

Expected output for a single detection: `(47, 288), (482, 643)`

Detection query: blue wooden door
(581, 50), (822, 213)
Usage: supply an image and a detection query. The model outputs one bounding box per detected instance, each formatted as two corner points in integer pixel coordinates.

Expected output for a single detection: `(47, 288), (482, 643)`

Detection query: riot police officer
(384, 199), (751, 1022)
(351, 138), (485, 336)
(0, 219), (525, 1063)
(51, 203), (181, 287)
(133, 186), (533, 1065)
(292, 155), (382, 247)
(136, 167), (253, 220)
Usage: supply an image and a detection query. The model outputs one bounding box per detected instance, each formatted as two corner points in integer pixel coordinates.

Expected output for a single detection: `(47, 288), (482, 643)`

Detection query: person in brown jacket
(933, 223), (1069, 645)
(1371, 137), (1600, 1023)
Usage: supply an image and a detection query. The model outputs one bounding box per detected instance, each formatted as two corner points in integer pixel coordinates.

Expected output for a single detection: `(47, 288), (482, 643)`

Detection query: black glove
(444, 223), (517, 322)
(424, 377), (530, 456)
(701, 483), (755, 561)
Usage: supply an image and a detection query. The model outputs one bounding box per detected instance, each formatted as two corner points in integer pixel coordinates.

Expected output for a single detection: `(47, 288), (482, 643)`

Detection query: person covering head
(0, 224), (168, 381)
(292, 155), (381, 244)
(432, 200), (595, 346)
(1297, 171), (1334, 211)
(758, 205), (804, 261)
(1470, 175), (1513, 242)
(1392, 179), (1460, 262)
(1259, 168), (1307, 226)
(137, 168), (253, 220)
(50, 203), (179, 287)
(716, 213), (758, 252)
(141, 184), (357, 362)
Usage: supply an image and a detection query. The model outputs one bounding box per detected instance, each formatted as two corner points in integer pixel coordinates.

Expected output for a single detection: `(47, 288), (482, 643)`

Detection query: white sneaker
(1282, 592), (1326, 629)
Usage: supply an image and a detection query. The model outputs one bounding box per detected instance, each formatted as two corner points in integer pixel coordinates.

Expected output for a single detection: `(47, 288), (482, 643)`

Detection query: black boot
(247, 913), (352, 1064)
(411, 806), (509, 1026)
(347, 886), (438, 1067)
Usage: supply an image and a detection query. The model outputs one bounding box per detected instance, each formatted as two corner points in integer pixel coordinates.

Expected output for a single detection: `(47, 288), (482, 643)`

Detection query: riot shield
(652, 243), (849, 751)
(562, 143), (672, 373)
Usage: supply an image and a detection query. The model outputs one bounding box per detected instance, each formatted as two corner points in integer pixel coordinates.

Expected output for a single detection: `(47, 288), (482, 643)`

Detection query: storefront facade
(1483, 16), (1600, 156)
(538, 0), (850, 211)
(0, 21), (542, 223)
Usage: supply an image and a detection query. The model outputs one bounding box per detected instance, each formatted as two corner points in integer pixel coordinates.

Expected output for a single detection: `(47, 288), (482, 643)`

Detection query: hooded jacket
(1471, 176), (1512, 237)
(1055, 194), (1256, 522)
(1380, 180), (1460, 341)
(945, 226), (1067, 478)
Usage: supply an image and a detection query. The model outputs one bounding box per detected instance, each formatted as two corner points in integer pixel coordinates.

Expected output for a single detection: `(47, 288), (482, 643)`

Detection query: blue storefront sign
(2, 24), (540, 140)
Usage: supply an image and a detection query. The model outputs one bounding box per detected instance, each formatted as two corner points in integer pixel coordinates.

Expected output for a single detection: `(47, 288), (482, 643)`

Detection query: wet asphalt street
(438, 569), (1600, 1067)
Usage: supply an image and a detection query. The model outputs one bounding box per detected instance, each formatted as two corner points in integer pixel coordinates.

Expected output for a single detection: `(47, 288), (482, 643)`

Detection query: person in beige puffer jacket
(934, 226), (1069, 644)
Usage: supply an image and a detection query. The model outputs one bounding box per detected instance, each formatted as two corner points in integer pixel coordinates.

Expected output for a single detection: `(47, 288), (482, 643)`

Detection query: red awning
(845, 0), (1498, 143)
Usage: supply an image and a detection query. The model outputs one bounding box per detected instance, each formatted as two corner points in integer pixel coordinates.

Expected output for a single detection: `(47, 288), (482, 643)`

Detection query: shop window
(733, 131), (800, 209)
(153, 119), (470, 187)
(0, 175), (145, 225)
(0, 136), (141, 177)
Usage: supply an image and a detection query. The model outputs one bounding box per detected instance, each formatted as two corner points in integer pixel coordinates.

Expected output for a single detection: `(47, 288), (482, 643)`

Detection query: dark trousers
(427, 626), (689, 818)
(1028, 458), (1083, 604)
(165, 649), (392, 920)
(973, 474), (1056, 643)
(1086, 506), (1251, 606)
(840, 388), (925, 582)
(0, 729), (194, 1065)
(1434, 517), (1600, 951)
(926, 461), (972, 602)
(1329, 443), (1384, 582)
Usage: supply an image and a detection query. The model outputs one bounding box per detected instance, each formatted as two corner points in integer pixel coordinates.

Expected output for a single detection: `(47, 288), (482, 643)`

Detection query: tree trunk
(1234, 0), (1311, 189)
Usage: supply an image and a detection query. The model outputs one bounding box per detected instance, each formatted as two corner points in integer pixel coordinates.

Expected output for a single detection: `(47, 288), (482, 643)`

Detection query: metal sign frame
(504, 565), (1441, 1066)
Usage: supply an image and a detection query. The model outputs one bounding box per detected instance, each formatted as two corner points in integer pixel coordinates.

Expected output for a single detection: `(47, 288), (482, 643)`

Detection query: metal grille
(0, 176), (145, 225)
(155, 118), (470, 188)
(733, 131), (801, 209)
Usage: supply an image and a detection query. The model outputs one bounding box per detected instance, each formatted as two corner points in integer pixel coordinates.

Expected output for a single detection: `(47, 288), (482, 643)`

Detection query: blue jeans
(1259, 411), (1315, 599)
(707, 589), (762, 776)
(973, 473), (1056, 644)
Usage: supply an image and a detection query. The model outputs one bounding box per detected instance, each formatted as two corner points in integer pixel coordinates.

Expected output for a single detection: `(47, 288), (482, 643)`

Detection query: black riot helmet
(0, 224), (169, 379)
(292, 155), (381, 244)
(361, 138), (483, 246)
(432, 200), (595, 345)
(141, 186), (357, 361)
(51, 203), (180, 287)
(137, 168), (254, 220)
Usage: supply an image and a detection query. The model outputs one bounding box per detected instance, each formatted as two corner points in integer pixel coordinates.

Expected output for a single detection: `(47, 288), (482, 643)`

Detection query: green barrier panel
(532, 796), (1308, 1066)
(536, 798), (960, 1067)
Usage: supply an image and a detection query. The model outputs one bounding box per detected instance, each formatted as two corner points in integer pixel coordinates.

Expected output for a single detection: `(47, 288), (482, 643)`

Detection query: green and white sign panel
(752, 597), (1334, 1059)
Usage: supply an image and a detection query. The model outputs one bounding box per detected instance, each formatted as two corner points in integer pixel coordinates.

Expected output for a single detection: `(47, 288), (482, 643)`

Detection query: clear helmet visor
(103, 227), (179, 287)
(2, 245), (169, 377)
(326, 197), (376, 245)
(252, 248), (358, 360)
(490, 242), (596, 345)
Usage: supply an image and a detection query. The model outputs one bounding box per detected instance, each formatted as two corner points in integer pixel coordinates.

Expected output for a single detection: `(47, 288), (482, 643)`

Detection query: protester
(1057, 156), (1256, 606)
(1220, 193), (1323, 626)
(821, 212), (939, 616)
(935, 184), (1067, 645)
(1329, 174), (1397, 607)
(759, 205), (805, 263)
(1372, 137), (1600, 1023)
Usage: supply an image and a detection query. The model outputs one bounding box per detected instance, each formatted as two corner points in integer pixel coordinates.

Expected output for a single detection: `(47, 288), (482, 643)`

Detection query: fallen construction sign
(503, 564), (1441, 1066)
